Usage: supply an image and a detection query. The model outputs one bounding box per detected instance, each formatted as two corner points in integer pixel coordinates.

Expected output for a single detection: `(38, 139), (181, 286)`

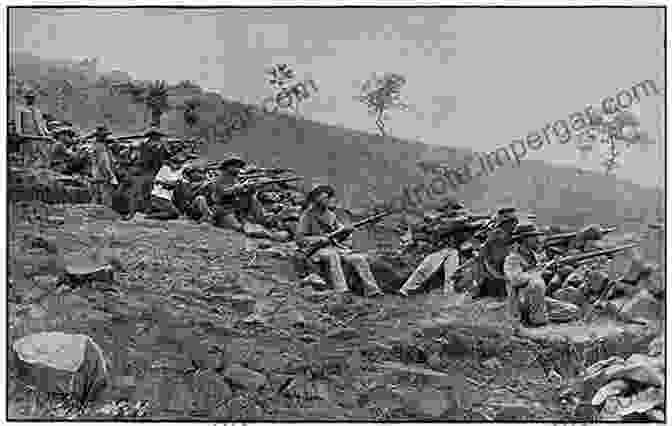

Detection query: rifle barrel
(553, 242), (638, 266)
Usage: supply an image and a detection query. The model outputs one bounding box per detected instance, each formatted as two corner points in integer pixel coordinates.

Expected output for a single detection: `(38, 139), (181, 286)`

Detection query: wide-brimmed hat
(218, 155), (247, 170)
(512, 222), (545, 241)
(437, 198), (465, 213)
(306, 184), (336, 205)
(495, 206), (518, 226)
(92, 124), (112, 139)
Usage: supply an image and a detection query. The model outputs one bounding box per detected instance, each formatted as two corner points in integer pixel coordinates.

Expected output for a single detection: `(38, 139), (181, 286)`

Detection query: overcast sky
(9, 7), (665, 188)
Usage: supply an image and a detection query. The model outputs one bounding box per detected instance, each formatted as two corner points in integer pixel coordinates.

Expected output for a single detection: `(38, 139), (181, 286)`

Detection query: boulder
(494, 402), (533, 421)
(11, 332), (109, 402)
(553, 286), (586, 306)
(326, 327), (359, 340)
(64, 254), (114, 284)
(402, 389), (455, 418)
(301, 273), (329, 290)
(619, 290), (662, 322)
(222, 364), (267, 391)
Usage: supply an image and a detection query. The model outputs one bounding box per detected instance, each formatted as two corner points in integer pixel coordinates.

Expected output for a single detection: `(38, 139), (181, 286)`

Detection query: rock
(611, 386), (664, 418)
(553, 286), (586, 306)
(482, 357), (502, 370)
(64, 254), (114, 283)
(402, 389), (454, 418)
(33, 274), (60, 289)
(301, 273), (329, 290)
(648, 335), (664, 357)
(191, 373), (233, 412)
(11, 332), (109, 402)
(226, 295), (256, 316)
(494, 402), (532, 420)
(548, 369), (563, 383)
(47, 215), (65, 225)
(226, 395), (264, 420)
(619, 290), (662, 322)
(592, 379), (630, 405)
(326, 327), (359, 340)
(426, 352), (443, 370)
(222, 364), (268, 391)
(602, 360), (664, 387)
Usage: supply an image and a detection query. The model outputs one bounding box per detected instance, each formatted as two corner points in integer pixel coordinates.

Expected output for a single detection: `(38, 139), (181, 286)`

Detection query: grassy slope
(10, 51), (664, 233)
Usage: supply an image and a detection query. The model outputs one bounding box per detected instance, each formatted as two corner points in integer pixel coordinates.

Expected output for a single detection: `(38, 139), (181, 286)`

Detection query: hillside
(7, 52), (666, 421)
(9, 51), (664, 235)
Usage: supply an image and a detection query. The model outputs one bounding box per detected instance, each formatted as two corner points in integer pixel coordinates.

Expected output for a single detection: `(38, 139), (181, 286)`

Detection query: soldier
(126, 127), (171, 217)
(398, 200), (470, 299)
(503, 222), (581, 327)
(207, 156), (268, 231)
(173, 164), (212, 222)
(296, 184), (383, 296)
(14, 90), (50, 137)
(145, 156), (185, 221)
(89, 125), (119, 207)
(49, 127), (80, 174)
(473, 206), (519, 299)
(14, 90), (51, 167)
(8, 120), (20, 155)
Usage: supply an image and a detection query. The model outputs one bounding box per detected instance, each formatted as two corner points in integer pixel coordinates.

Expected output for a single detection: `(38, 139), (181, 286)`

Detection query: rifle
(302, 210), (393, 257)
(466, 214), (492, 221)
(543, 226), (617, 247)
(239, 167), (295, 176)
(538, 243), (638, 274)
(227, 176), (303, 194)
(17, 134), (55, 143)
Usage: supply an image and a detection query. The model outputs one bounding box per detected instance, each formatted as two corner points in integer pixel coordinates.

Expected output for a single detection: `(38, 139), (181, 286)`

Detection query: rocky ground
(6, 200), (663, 421)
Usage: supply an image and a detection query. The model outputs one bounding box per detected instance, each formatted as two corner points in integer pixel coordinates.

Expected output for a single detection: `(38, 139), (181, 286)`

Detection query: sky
(9, 7), (665, 188)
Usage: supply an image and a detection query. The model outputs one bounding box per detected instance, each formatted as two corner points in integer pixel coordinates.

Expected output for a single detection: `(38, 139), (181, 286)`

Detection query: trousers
(399, 248), (459, 295)
(312, 247), (382, 295)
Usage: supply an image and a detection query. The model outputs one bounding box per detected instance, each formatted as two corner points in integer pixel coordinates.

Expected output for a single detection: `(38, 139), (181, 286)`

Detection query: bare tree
(355, 72), (409, 137)
(576, 107), (655, 175)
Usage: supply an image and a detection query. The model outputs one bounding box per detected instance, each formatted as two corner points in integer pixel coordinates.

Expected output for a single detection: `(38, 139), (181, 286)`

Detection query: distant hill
(9, 51), (664, 238)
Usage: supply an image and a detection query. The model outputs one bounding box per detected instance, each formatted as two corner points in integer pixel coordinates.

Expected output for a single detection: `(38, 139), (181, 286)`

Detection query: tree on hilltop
(113, 79), (172, 127)
(264, 63), (318, 116)
(576, 107), (656, 175)
(181, 97), (201, 132)
(355, 72), (409, 137)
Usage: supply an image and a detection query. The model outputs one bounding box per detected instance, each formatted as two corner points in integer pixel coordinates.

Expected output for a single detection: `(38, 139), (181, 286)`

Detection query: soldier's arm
(296, 214), (328, 248)
(503, 252), (533, 288)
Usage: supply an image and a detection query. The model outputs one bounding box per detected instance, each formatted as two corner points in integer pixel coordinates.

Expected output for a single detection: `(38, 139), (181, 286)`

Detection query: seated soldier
(173, 165), (212, 222)
(473, 206), (519, 300)
(398, 200), (471, 301)
(504, 222), (581, 327)
(296, 184), (383, 297)
(145, 158), (183, 220)
(49, 127), (86, 174)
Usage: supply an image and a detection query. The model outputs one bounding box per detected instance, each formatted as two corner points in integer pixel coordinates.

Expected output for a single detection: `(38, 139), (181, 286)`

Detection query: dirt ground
(6, 201), (661, 420)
